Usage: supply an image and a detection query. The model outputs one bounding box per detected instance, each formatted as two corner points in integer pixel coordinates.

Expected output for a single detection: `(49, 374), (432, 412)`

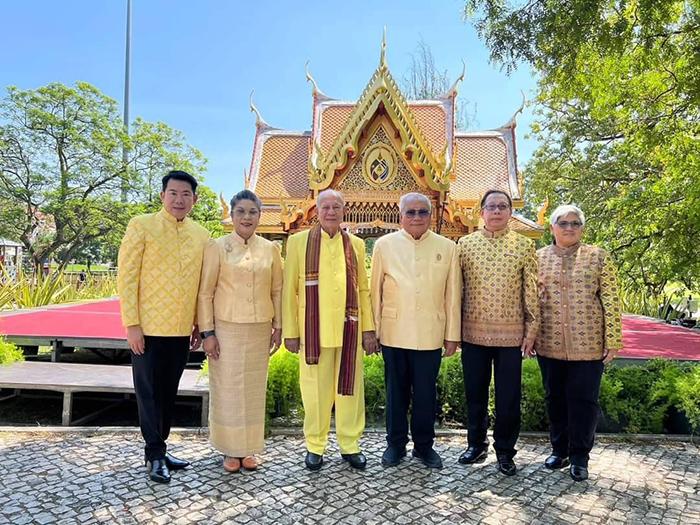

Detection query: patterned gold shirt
(536, 243), (623, 360)
(117, 208), (210, 337)
(458, 228), (539, 347)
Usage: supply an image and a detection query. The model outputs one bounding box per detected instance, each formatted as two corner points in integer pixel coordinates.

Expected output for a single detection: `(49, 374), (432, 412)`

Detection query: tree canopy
(0, 82), (222, 270)
(466, 0), (700, 293)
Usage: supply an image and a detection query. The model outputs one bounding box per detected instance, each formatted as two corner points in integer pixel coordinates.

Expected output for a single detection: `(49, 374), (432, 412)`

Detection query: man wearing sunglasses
(370, 192), (461, 469)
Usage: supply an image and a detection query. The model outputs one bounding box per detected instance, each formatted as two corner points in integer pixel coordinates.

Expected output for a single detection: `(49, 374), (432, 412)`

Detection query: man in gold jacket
(371, 193), (461, 469)
(118, 170), (210, 484)
(282, 189), (378, 471)
(457, 189), (539, 477)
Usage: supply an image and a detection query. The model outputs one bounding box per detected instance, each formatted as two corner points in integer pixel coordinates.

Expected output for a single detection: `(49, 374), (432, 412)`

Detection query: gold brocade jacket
(117, 208), (210, 337)
(281, 229), (374, 348)
(536, 243), (623, 360)
(370, 229), (461, 350)
(457, 228), (539, 347)
(197, 232), (283, 332)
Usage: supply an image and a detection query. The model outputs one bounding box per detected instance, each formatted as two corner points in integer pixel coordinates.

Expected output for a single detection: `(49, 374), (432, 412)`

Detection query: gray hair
(230, 189), (262, 211)
(399, 192), (432, 214)
(316, 189), (345, 208)
(550, 204), (585, 226)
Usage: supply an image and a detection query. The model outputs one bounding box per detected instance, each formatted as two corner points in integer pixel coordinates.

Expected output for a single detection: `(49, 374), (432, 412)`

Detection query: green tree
(0, 82), (220, 270)
(465, 0), (700, 293)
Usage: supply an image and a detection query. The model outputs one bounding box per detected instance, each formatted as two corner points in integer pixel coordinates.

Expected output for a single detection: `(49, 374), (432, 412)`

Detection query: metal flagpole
(121, 0), (132, 202)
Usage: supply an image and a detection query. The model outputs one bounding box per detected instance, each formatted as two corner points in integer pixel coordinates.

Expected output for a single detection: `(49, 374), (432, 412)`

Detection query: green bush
(0, 337), (23, 365)
(202, 346), (699, 435)
(675, 366), (700, 434)
(265, 349), (301, 419)
(363, 354), (385, 422)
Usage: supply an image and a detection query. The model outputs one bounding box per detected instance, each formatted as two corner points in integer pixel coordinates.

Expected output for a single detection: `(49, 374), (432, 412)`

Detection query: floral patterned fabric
(536, 243), (623, 360)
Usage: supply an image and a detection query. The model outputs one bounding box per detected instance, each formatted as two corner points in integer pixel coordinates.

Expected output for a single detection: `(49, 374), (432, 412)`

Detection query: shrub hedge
(257, 353), (699, 435)
(0, 337), (23, 366)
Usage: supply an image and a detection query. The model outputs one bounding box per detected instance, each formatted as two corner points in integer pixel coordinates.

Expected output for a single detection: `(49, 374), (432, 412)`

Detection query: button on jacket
(117, 208), (210, 336)
(536, 243), (622, 360)
(458, 228), (539, 347)
(282, 228), (374, 348)
(197, 232), (283, 331)
(371, 229), (461, 350)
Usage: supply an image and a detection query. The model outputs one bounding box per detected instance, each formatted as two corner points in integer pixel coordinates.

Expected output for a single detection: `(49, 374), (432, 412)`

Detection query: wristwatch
(200, 330), (216, 339)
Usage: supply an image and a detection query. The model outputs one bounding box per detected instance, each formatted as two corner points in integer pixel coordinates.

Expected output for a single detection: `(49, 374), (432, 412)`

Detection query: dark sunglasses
(404, 209), (430, 218)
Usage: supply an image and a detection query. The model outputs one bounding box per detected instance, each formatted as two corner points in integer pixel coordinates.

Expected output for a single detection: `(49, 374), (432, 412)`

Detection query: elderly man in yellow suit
(371, 192), (462, 469)
(282, 189), (379, 471)
(118, 170), (210, 484)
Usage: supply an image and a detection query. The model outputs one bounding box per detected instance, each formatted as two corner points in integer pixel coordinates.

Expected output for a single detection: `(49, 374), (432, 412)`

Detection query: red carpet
(1, 300), (699, 360)
(0, 298), (126, 340)
(620, 315), (699, 361)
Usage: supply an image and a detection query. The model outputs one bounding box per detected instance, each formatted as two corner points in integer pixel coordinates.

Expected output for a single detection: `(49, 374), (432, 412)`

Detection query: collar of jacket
(552, 242), (582, 257)
(157, 207), (187, 224)
(399, 229), (432, 243)
(480, 226), (510, 239)
(230, 231), (257, 246)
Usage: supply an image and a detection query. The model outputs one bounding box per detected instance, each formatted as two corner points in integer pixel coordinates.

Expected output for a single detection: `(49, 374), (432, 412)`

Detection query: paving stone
(0, 431), (698, 524)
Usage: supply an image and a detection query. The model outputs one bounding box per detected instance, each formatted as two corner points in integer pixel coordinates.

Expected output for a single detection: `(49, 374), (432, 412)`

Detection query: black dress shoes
(458, 446), (488, 464)
(496, 454), (517, 476)
(304, 451), (324, 471)
(412, 447), (443, 469)
(570, 464), (589, 482)
(146, 458), (171, 484)
(341, 452), (367, 469)
(544, 455), (570, 470)
(381, 446), (407, 467)
(164, 453), (190, 470)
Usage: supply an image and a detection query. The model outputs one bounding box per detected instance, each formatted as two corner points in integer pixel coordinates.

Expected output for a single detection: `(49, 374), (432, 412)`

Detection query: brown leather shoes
(223, 456), (241, 473)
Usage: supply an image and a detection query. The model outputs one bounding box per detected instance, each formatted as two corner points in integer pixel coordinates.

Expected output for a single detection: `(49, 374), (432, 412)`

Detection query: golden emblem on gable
(362, 143), (397, 188)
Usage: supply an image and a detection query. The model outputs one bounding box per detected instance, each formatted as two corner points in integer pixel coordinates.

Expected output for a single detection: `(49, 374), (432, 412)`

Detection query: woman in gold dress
(197, 189), (282, 472)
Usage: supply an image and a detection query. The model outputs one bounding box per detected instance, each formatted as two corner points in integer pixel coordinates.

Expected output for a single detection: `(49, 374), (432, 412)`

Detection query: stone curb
(0, 425), (696, 443)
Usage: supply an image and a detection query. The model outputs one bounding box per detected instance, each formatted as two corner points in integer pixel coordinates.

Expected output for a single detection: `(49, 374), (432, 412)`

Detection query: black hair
(230, 189), (262, 211)
(162, 170), (198, 193)
(480, 189), (512, 209)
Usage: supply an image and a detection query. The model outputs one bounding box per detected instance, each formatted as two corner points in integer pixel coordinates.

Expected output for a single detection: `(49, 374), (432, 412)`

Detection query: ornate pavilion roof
(224, 41), (544, 239)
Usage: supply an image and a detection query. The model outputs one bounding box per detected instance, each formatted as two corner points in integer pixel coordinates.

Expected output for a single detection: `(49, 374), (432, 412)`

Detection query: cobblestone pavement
(0, 430), (698, 525)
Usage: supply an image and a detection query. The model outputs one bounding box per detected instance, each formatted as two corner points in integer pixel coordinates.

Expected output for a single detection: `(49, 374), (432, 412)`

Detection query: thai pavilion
(222, 42), (544, 242)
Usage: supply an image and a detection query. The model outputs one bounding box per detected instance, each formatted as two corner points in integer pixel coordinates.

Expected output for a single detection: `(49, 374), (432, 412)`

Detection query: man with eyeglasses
(282, 189), (379, 471)
(370, 192), (461, 469)
(456, 189), (539, 476)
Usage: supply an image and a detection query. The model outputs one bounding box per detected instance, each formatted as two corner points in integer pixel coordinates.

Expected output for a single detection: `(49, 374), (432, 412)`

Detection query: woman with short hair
(536, 204), (622, 482)
(197, 189), (283, 473)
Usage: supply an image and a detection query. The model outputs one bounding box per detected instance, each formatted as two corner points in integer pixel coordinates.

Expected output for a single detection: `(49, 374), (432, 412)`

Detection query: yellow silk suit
(282, 228), (374, 455)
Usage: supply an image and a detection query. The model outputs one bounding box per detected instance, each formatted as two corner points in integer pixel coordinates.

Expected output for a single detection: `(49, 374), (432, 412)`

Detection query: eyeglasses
(556, 220), (583, 229)
(483, 204), (511, 212)
(404, 209), (430, 218)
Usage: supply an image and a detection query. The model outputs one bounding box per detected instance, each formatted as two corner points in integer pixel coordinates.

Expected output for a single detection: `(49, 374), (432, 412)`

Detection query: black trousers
(537, 355), (604, 467)
(461, 342), (522, 458)
(382, 346), (442, 452)
(131, 335), (190, 461)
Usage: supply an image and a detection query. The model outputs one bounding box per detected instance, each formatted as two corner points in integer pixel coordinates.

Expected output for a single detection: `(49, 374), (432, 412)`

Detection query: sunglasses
(556, 221), (583, 229)
(404, 209), (430, 218)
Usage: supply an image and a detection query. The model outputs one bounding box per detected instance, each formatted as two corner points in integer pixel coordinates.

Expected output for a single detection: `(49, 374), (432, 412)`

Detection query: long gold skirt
(208, 320), (270, 457)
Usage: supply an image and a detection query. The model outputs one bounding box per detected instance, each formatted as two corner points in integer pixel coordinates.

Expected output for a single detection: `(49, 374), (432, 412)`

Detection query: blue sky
(0, 0), (539, 198)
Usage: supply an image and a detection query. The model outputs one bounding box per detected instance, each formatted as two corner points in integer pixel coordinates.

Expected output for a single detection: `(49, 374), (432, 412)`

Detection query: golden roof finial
(249, 90), (270, 130)
(305, 60), (322, 96)
(500, 90), (527, 129)
(447, 59), (466, 97)
(379, 26), (387, 68)
(243, 167), (250, 189)
(537, 198), (550, 225)
(219, 193), (230, 219)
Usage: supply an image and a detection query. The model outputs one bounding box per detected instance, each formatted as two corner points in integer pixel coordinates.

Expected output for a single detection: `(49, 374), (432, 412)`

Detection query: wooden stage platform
(0, 362), (209, 426)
